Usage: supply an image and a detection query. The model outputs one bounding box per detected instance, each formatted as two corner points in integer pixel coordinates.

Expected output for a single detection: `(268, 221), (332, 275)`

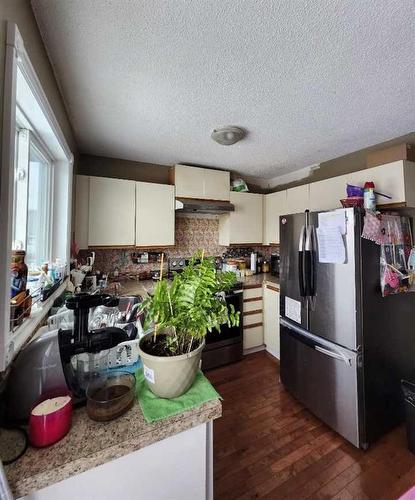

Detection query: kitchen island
(6, 398), (221, 499)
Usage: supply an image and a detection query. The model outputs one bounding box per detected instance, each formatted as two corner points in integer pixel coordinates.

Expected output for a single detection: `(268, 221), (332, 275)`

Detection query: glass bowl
(86, 371), (136, 422)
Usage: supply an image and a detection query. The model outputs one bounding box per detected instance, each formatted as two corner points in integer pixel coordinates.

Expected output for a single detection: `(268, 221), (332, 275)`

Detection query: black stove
(168, 256), (243, 370)
(168, 256), (223, 274)
(202, 278), (243, 371)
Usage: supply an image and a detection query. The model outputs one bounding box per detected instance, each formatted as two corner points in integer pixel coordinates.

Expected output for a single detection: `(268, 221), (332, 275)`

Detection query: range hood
(175, 198), (234, 214)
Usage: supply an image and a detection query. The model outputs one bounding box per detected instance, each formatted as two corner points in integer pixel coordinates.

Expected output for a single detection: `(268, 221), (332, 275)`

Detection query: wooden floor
(206, 351), (415, 500)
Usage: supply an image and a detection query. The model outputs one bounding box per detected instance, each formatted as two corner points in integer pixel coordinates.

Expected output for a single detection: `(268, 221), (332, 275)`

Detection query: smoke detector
(211, 126), (245, 146)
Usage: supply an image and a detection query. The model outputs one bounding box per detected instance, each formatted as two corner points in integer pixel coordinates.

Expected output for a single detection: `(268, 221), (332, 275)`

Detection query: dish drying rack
(47, 307), (142, 370)
(10, 285), (42, 332)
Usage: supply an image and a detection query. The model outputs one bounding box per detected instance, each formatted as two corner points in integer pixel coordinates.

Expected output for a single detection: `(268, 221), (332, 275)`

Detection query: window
(27, 141), (52, 265)
(0, 24), (74, 371)
(12, 128), (53, 268)
(12, 129), (53, 268)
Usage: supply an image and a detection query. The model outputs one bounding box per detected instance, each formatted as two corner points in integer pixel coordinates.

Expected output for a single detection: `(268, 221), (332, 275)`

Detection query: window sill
(8, 278), (68, 365)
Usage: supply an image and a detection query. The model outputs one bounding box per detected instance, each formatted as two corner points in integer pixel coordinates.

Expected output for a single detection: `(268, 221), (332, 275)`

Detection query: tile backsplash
(78, 217), (278, 276)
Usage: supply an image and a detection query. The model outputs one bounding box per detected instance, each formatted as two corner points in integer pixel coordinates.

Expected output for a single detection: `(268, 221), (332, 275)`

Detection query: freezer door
(308, 208), (359, 350)
(279, 212), (308, 329)
(280, 318), (361, 448)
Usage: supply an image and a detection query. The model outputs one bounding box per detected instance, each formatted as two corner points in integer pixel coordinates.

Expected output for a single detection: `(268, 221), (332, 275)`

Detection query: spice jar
(262, 260), (270, 273)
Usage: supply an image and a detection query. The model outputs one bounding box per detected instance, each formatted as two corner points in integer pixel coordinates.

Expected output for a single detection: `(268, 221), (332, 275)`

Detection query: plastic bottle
(250, 252), (257, 274)
(363, 181), (376, 210)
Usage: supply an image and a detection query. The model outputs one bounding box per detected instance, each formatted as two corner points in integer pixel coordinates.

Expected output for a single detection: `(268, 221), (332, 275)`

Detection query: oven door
(205, 291), (243, 348)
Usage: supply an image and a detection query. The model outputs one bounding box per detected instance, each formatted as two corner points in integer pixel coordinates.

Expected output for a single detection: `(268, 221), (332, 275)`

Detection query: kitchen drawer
(243, 286), (263, 300)
(244, 312), (263, 326)
(243, 300), (263, 313)
(243, 325), (264, 349)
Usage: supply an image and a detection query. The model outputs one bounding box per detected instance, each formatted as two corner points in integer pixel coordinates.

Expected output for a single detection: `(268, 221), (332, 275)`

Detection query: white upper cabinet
(285, 184), (310, 215)
(309, 175), (347, 212)
(77, 176), (175, 248)
(309, 161), (415, 212)
(173, 165), (202, 199)
(263, 190), (287, 245)
(219, 192), (263, 245)
(173, 164), (230, 201)
(136, 182), (175, 246)
(88, 177), (136, 247)
(347, 161), (412, 205)
(74, 175), (90, 249)
(203, 168), (230, 201)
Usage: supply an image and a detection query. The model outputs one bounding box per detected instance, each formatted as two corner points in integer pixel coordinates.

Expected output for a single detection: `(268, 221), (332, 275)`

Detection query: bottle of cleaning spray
(363, 181), (376, 210)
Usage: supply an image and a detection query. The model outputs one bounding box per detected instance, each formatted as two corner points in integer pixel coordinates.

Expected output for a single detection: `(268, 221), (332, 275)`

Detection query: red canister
(29, 394), (73, 447)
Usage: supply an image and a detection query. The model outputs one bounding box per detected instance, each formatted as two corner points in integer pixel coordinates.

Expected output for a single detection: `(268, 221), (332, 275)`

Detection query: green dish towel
(136, 369), (221, 423)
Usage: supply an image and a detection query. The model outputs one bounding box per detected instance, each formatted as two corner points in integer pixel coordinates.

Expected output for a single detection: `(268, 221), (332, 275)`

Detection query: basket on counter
(340, 197), (364, 208)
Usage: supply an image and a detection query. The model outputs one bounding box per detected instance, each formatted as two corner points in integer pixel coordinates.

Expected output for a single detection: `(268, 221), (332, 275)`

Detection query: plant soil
(140, 334), (201, 357)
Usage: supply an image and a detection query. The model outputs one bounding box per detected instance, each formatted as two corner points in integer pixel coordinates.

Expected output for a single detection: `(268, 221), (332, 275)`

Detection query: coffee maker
(5, 293), (129, 422)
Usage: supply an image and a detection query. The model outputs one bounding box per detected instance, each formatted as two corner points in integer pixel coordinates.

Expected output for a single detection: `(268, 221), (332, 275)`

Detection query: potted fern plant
(139, 251), (240, 398)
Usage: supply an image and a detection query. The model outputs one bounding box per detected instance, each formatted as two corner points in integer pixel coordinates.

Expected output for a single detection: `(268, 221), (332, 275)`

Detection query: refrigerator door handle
(298, 225), (306, 297)
(306, 224), (317, 309)
(304, 224), (315, 298)
(315, 345), (352, 366)
(281, 317), (354, 367)
(310, 224), (317, 297)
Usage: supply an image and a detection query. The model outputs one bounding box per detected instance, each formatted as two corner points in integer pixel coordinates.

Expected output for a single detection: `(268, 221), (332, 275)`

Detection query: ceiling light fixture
(211, 126), (246, 146)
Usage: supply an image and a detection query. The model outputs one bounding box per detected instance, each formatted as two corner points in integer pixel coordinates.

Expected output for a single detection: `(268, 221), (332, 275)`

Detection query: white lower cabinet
(243, 325), (264, 350)
(21, 423), (212, 500)
(263, 283), (280, 359)
(242, 282), (279, 355)
(242, 286), (263, 350)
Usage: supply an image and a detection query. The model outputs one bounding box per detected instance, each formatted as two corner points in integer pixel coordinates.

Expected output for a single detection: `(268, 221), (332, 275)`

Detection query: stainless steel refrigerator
(279, 206), (415, 449)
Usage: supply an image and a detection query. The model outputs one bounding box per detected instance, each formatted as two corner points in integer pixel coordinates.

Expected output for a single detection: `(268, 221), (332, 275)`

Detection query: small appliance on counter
(5, 293), (131, 422)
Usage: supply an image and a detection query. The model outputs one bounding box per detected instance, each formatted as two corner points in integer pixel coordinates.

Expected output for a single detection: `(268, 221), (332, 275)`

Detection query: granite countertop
(110, 273), (279, 297)
(106, 278), (156, 298)
(6, 398), (221, 498)
(239, 272), (280, 289)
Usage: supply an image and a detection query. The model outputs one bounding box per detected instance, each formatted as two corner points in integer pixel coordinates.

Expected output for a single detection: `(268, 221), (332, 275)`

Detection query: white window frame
(13, 126), (55, 263)
(0, 23), (74, 371)
(13, 126), (54, 265)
